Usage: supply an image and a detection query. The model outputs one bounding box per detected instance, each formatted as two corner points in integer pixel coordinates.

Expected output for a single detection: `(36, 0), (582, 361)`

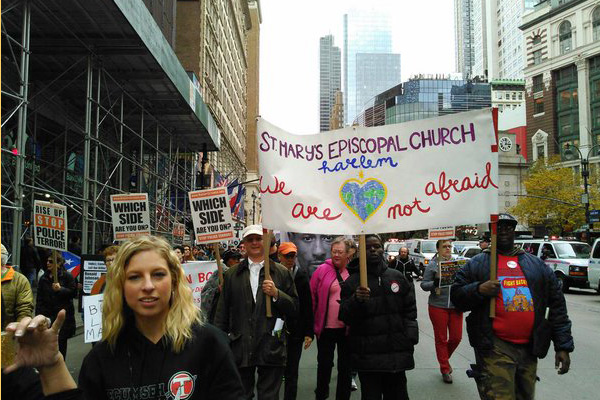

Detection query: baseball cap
(278, 242), (297, 255)
(242, 224), (263, 239)
(497, 213), (518, 226)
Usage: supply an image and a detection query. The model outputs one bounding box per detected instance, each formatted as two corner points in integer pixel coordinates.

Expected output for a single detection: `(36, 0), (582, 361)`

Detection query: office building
(319, 35), (342, 132)
(520, 0), (600, 163)
(455, 0), (475, 77)
(343, 10), (401, 125)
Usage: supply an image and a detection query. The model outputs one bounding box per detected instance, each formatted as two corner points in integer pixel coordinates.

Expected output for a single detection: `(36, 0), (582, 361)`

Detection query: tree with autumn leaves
(510, 156), (600, 235)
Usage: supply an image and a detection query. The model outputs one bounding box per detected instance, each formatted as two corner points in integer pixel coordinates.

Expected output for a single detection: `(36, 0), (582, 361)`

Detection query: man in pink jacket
(310, 237), (352, 400)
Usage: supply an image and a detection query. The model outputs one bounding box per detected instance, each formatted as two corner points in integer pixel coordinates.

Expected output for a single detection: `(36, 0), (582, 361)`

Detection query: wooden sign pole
(213, 243), (224, 286)
(358, 234), (368, 288)
(263, 228), (272, 317)
(489, 215), (498, 318)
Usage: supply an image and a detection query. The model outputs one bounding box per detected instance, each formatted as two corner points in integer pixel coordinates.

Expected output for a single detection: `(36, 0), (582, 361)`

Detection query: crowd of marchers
(1, 213), (574, 400)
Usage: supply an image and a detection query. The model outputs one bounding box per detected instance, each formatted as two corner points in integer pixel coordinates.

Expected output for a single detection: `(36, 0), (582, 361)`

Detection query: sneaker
(351, 378), (358, 391)
(442, 373), (453, 384)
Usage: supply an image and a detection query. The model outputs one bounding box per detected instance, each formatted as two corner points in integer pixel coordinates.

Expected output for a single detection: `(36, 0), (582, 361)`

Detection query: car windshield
(554, 243), (591, 259)
(386, 243), (402, 252)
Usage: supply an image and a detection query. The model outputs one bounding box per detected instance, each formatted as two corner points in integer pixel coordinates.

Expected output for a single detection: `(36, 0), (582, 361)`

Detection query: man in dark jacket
(391, 246), (420, 282)
(278, 242), (314, 400)
(215, 225), (298, 400)
(451, 213), (573, 400)
(339, 234), (418, 400)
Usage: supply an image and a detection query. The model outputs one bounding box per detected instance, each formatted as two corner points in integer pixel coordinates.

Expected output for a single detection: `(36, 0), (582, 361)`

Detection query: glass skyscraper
(319, 35), (341, 132)
(343, 10), (401, 125)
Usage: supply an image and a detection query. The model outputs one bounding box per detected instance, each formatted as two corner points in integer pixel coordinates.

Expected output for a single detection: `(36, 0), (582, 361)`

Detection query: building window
(593, 7), (600, 42)
(533, 75), (543, 93)
(533, 49), (542, 65)
(559, 21), (572, 54)
(532, 35), (542, 45)
(534, 98), (544, 114)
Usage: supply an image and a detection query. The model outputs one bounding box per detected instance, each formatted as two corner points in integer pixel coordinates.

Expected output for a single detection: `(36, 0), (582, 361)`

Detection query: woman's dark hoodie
(339, 257), (419, 372)
(79, 318), (244, 400)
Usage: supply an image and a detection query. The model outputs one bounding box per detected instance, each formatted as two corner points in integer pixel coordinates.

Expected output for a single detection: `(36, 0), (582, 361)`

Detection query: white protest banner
(258, 108), (499, 234)
(110, 193), (151, 241)
(188, 188), (234, 244)
(172, 222), (185, 245)
(183, 261), (218, 306)
(428, 226), (456, 240)
(83, 294), (103, 343)
(34, 201), (68, 251)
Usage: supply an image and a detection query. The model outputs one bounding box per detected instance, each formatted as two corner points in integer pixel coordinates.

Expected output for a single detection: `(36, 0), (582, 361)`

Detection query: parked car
(515, 239), (591, 292)
(587, 239), (600, 294)
(384, 241), (406, 263)
(406, 239), (458, 276)
(459, 245), (482, 259)
(453, 240), (479, 253)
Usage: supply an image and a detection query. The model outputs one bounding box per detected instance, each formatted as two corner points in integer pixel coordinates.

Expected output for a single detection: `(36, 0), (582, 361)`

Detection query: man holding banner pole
(214, 224), (298, 400)
(451, 213), (574, 400)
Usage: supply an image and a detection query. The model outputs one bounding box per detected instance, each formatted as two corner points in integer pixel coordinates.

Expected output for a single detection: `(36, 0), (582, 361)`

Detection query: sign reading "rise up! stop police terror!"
(188, 188), (234, 244)
(110, 193), (151, 241)
(34, 200), (68, 251)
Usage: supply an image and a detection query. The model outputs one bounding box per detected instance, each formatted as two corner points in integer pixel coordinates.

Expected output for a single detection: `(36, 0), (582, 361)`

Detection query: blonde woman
(79, 236), (244, 400)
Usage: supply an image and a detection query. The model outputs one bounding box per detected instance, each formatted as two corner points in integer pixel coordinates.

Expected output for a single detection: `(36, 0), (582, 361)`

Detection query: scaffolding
(1, 0), (220, 265)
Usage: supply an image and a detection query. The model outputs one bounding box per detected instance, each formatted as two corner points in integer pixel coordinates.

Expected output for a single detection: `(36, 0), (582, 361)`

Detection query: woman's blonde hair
(102, 235), (202, 353)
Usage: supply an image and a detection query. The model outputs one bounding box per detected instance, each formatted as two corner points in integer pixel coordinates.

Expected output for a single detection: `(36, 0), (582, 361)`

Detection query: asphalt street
(65, 285), (600, 399)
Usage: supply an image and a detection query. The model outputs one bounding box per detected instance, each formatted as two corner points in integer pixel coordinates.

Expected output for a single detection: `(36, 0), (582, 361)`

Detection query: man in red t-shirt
(451, 214), (574, 400)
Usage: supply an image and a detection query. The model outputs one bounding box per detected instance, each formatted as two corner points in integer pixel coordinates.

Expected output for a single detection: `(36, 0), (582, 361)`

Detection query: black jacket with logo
(339, 258), (419, 373)
(214, 258), (298, 368)
(79, 321), (244, 400)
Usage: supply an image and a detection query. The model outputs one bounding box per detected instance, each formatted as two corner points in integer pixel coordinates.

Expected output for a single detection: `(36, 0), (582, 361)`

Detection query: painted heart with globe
(339, 178), (387, 222)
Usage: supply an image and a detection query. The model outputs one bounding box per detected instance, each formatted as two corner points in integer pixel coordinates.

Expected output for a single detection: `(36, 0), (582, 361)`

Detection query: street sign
(590, 209), (600, 223)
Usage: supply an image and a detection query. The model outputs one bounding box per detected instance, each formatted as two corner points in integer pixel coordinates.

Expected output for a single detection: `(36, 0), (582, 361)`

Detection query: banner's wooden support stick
(263, 228), (272, 317)
(214, 243), (224, 286)
(52, 250), (58, 284)
(489, 215), (498, 318)
(359, 234), (368, 288)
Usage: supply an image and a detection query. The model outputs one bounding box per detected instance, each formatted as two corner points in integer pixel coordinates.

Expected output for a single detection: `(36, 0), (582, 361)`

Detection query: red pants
(428, 305), (463, 374)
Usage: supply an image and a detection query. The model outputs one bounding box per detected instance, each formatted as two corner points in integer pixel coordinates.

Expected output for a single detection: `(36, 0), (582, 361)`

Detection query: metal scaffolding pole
(91, 62), (102, 251)
(139, 107), (144, 194)
(119, 93), (124, 191)
(10, 0), (31, 265)
(81, 56), (93, 254)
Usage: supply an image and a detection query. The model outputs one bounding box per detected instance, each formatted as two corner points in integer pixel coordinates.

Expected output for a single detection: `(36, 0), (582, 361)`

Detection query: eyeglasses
(331, 250), (347, 256)
(440, 245), (452, 249)
(282, 253), (297, 259)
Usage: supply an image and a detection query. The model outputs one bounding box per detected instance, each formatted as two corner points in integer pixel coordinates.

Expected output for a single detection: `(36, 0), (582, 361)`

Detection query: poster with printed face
(34, 200), (68, 251)
(438, 259), (467, 286)
(188, 188), (234, 244)
(110, 193), (151, 241)
(183, 261), (218, 306)
(281, 232), (335, 278)
(258, 109), (499, 235)
(172, 223), (185, 245)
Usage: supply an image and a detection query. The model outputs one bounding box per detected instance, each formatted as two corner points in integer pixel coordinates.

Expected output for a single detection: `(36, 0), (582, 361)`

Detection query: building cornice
(519, 0), (587, 31)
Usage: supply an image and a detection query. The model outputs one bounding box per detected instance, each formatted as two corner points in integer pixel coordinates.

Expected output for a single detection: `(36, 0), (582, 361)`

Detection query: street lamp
(564, 143), (600, 244)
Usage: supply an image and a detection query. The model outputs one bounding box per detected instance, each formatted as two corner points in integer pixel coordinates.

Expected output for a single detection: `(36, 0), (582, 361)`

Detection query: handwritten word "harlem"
(260, 176), (292, 196)
(291, 203), (342, 221)
(425, 162), (497, 201)
(317, 156), (398, 174)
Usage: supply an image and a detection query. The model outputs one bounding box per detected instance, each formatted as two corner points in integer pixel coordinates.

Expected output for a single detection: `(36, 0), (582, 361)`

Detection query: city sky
(259, 0), (456, 134)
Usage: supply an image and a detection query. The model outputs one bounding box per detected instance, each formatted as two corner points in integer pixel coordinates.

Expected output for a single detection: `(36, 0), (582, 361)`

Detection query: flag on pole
(62, 251), (81, 278)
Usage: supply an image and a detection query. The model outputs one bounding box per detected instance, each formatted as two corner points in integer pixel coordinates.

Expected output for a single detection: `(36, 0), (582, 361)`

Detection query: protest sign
(183, 261), (218, 306)
(188, 188), (234, 244)
(428, 226), (456, 240)
(81, 255), (107, 295)
(258, 108), (498, 235)
(83, 294), (103, 343)
(110, 193), (151, 241)
(172, 222), (185, 245)
(439, 259), (467, 286)
(34, 201), (68, 251)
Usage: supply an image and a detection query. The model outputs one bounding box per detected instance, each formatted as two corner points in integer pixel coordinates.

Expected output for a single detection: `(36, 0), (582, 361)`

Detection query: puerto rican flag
(62, 251), (81, 278)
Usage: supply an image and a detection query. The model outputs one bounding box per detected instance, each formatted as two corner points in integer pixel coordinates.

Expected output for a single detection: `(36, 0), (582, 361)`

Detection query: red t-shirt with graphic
(492, 255), (535, 344)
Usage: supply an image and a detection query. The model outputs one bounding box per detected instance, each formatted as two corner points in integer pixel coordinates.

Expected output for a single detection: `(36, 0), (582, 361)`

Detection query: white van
(515, 239), (591, 292)
(587, 239), (600, 294)
(406, 239), (458, 276)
